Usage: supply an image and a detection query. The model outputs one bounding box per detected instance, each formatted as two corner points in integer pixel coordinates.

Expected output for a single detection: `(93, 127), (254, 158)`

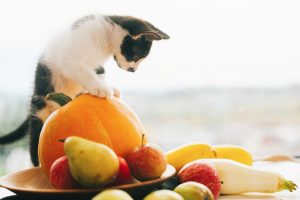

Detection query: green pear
(64, 136), (119, 188)
(144, 190), (184, 200)
(174, 182), (214, 200)
(92, 189), (133, 200)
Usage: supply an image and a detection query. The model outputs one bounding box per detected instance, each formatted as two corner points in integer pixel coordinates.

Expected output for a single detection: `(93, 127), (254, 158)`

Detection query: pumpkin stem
(46, 93), (72, 106)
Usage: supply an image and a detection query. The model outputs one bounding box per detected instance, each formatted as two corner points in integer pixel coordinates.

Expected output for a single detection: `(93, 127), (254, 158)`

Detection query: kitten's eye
(133, 56), (139, 61)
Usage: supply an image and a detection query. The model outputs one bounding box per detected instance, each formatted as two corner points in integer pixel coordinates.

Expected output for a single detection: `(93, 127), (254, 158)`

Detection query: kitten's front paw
(88, 85), (113, 98)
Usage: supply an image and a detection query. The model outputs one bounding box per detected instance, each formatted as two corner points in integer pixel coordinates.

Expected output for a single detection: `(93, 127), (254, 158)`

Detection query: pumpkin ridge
(91, 112), (114, 149)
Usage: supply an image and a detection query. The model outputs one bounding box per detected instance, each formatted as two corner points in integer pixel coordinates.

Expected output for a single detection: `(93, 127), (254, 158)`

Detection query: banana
(214, 145), (253, 165)
(166, 143), (216, 172)
(193, 159), (297, 194)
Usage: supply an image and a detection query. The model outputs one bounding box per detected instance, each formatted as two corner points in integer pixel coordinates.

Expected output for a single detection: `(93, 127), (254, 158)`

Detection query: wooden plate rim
(0, 164), (176, 194)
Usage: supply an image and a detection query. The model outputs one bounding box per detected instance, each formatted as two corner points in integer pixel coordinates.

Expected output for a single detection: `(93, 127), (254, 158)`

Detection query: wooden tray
(0, 164), (176, 199)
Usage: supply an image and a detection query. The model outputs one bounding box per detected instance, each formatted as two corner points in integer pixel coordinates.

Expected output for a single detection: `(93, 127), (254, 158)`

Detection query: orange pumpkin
(38, 93), (146, 176)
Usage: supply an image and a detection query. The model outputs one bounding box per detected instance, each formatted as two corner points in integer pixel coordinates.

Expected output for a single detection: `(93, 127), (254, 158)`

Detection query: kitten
(0, 14), (169, 166)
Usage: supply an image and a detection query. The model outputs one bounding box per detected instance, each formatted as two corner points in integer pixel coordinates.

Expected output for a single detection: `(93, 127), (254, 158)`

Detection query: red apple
(112, 157), (133, 185)
(126, 142), (167, 181)
(178, 161), (221, 199)
(49, 156), (80, 189)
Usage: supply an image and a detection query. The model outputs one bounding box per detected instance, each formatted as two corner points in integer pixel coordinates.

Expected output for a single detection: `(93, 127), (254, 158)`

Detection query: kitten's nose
(127, 67), (135, 72)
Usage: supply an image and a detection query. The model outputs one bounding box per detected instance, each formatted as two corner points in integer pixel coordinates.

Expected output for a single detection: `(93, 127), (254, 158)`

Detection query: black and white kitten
(0, 14), (169, 166)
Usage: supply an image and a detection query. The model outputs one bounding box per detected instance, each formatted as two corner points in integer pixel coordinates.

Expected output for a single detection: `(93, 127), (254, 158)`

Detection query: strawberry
(178, 162), (221, 199)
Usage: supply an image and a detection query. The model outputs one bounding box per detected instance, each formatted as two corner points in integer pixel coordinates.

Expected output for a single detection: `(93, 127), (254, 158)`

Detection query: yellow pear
(144, 190), (184, 200)
(64, 136), (119, 188)
(92, 189), (133, 200)
(174, 182), (214, 200)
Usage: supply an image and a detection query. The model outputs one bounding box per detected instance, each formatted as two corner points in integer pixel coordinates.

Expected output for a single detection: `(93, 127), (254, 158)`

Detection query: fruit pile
(49, 135), (167, 189)
(39, 93), (297, 200)
(89, 145), (298, 200)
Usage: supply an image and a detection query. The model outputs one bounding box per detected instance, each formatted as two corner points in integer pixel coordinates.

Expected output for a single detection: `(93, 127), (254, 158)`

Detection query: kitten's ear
(107, 15), (170, 41)
(144, 22), (170, 40)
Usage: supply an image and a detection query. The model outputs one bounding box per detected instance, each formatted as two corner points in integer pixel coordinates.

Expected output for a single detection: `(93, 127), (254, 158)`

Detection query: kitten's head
(107, 16), (169, 72)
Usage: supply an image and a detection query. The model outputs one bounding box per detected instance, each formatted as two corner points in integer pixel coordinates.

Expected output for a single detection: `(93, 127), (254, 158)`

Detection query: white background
(0, 0), (300, 94)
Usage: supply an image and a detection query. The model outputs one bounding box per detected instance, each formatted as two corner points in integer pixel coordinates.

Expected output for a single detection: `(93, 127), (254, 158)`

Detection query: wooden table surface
(1, 157), (299, 200)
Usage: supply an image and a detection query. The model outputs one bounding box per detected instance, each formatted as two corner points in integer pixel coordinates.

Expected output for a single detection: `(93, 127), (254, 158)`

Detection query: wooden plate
(0, 164), (176, 199)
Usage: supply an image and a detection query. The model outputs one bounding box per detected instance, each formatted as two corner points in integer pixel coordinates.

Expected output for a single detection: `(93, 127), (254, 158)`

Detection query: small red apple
(126, 137), (167, 181)
(49, 156), (80, 189)
(178, 161), (221, 199)
(112, 157), (133, 185)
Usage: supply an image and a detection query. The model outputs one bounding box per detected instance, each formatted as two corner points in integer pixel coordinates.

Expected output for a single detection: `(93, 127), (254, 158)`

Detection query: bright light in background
(1, 0), (300, 175)
(0, 0), (300, 94)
